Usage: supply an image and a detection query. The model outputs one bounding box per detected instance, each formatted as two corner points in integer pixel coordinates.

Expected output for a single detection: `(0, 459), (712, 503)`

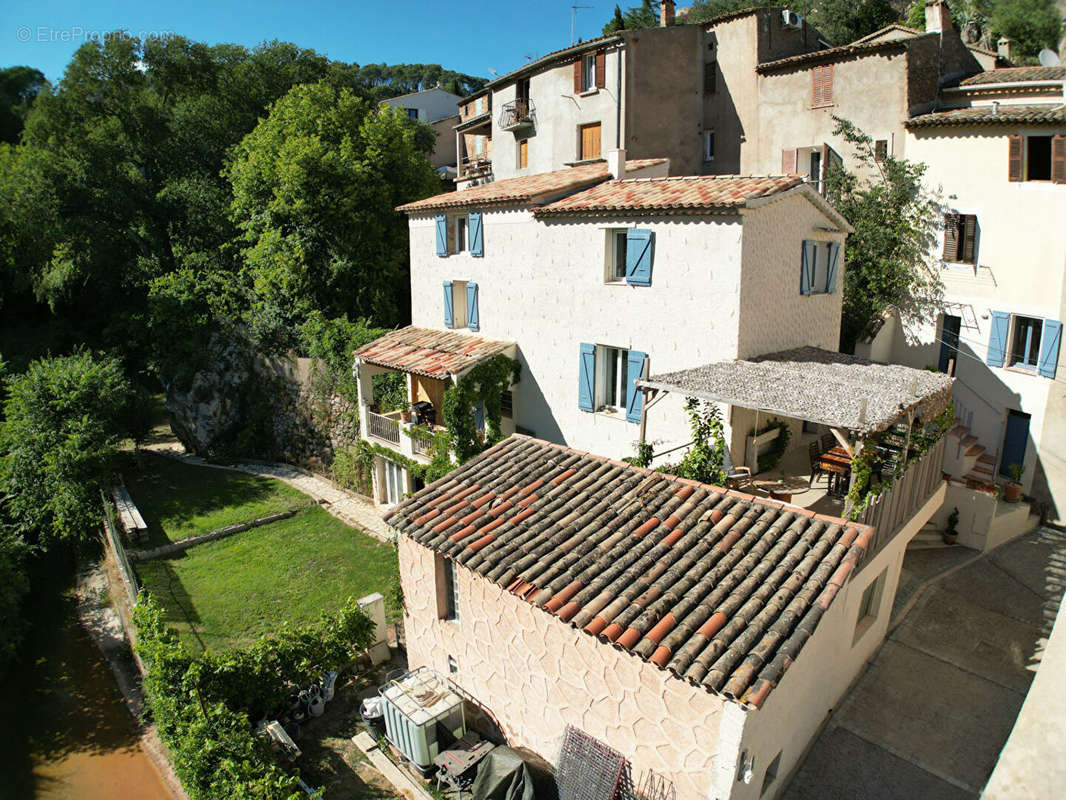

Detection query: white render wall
(408, 197), (845, 464)
(490, 46), (624, 183)
(380, 87), (463, 122)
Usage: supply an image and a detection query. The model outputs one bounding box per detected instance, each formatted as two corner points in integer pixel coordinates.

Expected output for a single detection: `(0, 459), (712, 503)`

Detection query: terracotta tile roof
(851, 24), (922, 44)
(386, 435), (875, 709)
(757, 35), (924, 73)
(396, 160), (668, 214)
(906, 103), (1066, 128)
(960, 66), (1066, 86)
(353, 326), (513, 379)
(534, 174), (805, 216)
(483, 34), (623, 91)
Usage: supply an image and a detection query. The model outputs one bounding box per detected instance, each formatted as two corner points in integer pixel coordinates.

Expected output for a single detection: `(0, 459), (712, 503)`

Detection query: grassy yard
(122, 451), (310, 548)
(136, 505), (398, 654)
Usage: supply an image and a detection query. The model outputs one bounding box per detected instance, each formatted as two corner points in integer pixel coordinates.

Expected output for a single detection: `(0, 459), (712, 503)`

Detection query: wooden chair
(722, 449), (753, 491)
(808, 441), (826, 487)
(820, 432), (836, 454)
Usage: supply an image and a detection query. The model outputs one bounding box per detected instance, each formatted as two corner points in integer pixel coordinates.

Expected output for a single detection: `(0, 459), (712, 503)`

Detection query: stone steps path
(145, 443), (394, 544)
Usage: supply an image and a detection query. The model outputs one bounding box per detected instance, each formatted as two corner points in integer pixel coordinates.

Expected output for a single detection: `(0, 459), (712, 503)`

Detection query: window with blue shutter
(443, 281), (454, 328)
(469, 212), (483, 257)
(986, 311), (1009, 367)
(1039, 319), (1062, 378)
(466, 282), (479, 331)
(625, 350), (647, 423)
(578, 343), (595, 412)
(435, 215), (448, 257)
(800, 240), (815, 295)
(474, 402), (485, 432)
(625, 229), (654, 286)
(826, 241), (840, 293)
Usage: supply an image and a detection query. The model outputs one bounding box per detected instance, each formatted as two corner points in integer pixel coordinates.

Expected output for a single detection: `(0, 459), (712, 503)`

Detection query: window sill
(1004, 364), (1041, 376)
(578, 88), (599, 97)
(595, 407), (629, 421)
(811, 102), (835, 109)
(605, 278), (628, 286)
(852, 614), (878, 646)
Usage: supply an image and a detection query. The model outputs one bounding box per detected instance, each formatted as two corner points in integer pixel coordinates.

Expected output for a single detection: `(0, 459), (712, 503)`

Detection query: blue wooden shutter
(578, 343), (595, 412)
(435, 215), (448, 257)
(625, 350), (647, 423)
(1039, 319), (1062, 378)
(826, 241), (840, 293)
(800, 240), (814, 295)
(443, 281), (454, 328)
(469, 211), (483, 257)
(986, 311), (1009, 367)
(474, 402), (485, 431)
(625, 229), (654, 286)
(466, 282), (479, 331)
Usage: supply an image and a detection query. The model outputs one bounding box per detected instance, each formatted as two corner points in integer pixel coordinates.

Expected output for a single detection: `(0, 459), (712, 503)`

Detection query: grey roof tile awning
(638, 347), (954, 436)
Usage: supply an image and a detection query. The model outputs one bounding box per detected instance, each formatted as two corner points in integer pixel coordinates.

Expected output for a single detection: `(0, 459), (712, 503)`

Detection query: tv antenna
(571, 5), (593, 45)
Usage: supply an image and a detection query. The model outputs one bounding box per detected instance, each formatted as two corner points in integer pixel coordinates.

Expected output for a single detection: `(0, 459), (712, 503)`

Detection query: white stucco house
(354, 151), (861, 506)
(859, 65), (1066, 522)
(381, 86), (465, 177)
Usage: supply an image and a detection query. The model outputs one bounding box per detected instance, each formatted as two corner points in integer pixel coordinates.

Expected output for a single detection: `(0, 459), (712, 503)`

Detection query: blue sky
(2, 0), (619, 83)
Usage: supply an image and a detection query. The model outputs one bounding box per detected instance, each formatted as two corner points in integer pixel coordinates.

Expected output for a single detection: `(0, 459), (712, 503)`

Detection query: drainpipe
(616, 43), (623, 149)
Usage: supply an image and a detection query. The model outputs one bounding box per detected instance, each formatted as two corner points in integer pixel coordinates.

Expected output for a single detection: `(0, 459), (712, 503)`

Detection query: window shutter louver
(800, 240), (814, 295)
(625, 350), (647, 423)
(826, 241), (840, 293)
(466, 282), (479, 331)
(625, 229), (654, 286)
(435, 215), (448, 257)
(469, 211), (483, 257)
(595, 50), (606, 89)
(1052, 136), (1066, 184)
(1039, 319), (1062, 378)
(824, 64), (833, 105)
(987, 311), (1009, 366)
(443, 281), (454, 328)
(1008, 136), (1024, 182)
(573, 59), (582, 93)
(578, 343), (595, 412)
(961, 215), (976, 263)
(781, 148), (798, 174)
(942, 214), (960, 261)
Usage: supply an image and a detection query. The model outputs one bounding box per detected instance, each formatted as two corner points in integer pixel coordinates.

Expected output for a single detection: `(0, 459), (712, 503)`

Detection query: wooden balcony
(498, 99), (535, 131)
(459, 154), (492, 180)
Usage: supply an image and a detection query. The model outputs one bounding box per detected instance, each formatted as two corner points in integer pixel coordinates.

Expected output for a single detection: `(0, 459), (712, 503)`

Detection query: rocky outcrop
(166, 336), (252, 457)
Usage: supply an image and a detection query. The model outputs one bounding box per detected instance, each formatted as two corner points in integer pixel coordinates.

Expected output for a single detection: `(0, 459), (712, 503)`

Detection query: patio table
(817, 446), (852, 496)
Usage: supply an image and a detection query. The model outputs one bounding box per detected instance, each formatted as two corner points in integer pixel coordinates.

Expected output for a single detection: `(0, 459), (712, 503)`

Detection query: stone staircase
(908, 521), (952, 551)
(944, 423), (999, 488)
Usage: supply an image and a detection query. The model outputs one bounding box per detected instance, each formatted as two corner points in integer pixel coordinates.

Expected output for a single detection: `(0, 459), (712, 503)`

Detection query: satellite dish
(1038, 48), (1061, 67)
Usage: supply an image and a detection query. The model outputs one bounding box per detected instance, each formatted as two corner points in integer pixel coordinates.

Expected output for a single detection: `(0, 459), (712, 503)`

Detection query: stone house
(354, 154), (855, 505)
(385, 433), (948, 800)
(858, 65), (1066, 521)
(380, 86), (464, 177)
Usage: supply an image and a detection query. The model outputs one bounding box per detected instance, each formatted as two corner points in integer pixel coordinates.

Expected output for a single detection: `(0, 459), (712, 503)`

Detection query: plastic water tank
(379, 667), (465, 776)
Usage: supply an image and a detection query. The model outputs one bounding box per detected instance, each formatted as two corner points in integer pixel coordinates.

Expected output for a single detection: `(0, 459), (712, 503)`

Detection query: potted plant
(942, 507), (959, 545)
(1003, 463), (1025, 503)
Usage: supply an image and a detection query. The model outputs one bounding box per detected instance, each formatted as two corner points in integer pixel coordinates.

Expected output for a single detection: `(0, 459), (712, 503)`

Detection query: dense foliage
(133, 591), (374, 799)
(0, 66), (48, 144)
(442, 355), (522, 463)
(0, 351), (132, 549)
(0, 528), (30, 673)
(825, 117), (943, 353)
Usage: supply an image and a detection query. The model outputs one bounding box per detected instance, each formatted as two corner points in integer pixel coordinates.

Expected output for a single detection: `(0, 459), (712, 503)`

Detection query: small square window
(1010, 316), (1043, 369)
(595, 345), (629, 411)
(1027, 136), (1052, 181)
(704, 130), (715, 162)
(761, 751), (782, 796)
(606, 229), (628, 282)
(853, 568), (887, 644)
(405, 108), (419, 120)
(447, 655), (458, 674)
(874, 139), (888, 161)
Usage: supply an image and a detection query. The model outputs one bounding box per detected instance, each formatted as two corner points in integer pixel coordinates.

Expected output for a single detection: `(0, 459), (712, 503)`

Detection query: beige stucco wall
(754, 51), (911, 175)
(491, 46), (625, 184)
(399, 536), (730, 800)
(737, 192), (845, 358)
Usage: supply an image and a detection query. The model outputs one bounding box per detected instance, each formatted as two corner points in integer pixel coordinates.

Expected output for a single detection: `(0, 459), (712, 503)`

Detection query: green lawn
(122, 451), (309, 548)
(135, 506), (398, 654)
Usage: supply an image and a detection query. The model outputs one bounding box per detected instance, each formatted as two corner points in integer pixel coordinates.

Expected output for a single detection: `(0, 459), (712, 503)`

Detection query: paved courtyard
(784, 527), (1066, 800)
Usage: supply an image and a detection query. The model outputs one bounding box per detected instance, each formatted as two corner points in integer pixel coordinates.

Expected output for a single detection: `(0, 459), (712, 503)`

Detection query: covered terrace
(637, 347), (954, 558)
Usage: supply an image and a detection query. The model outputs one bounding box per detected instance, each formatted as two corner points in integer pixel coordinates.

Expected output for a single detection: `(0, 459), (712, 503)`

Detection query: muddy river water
(0, 576), (172, 800)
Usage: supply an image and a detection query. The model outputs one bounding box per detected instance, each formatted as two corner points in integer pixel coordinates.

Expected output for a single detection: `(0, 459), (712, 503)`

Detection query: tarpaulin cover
(470, 746), (536, 800)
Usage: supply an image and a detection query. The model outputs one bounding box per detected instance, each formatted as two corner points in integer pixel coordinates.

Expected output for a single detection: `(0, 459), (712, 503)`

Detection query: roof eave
(744, 183), (855, 233)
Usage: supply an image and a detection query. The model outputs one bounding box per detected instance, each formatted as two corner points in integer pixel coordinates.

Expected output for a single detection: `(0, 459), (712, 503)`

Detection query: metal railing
(459, 154), (492, 178)
(411, 427), (436, 456)
(367, 410), (401, 445)
(854, 435), (946, 561)
(498, 98), (535, 130)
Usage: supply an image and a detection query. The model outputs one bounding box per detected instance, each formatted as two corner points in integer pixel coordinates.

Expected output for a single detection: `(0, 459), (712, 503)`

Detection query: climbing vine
(441, 355), (521, 464)
(640, 398), (728, 485)
(750, 418), (792, 473)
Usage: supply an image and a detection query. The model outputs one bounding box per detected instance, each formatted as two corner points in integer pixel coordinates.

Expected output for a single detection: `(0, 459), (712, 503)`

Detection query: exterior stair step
(948, 424), (970, 438)
(965, 443), (986, 457)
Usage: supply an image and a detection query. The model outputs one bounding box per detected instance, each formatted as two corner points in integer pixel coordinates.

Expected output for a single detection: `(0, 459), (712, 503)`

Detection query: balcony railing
(460, 154), (492, 179)
(853, 435), (947, 563)
(367, 410), (401, 445)
(498, 99), (535, 131)
(411, 427), (436, 456)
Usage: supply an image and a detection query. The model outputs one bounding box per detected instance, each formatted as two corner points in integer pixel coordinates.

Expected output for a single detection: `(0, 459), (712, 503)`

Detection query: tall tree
(825, 118), (944, 352)
(227, 81), (439, 332)
(0, 66), (48, 144)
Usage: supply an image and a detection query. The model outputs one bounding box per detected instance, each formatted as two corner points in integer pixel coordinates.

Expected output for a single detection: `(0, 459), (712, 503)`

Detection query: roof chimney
(997, 36), (1012, 63)
(924, 1), (954, 34)
(607, 148), (626, 180)
(660, 0), (676, 27)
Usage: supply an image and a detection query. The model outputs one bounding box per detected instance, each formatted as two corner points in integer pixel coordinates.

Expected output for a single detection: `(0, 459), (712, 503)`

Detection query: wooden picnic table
(817, 446), (853, 496)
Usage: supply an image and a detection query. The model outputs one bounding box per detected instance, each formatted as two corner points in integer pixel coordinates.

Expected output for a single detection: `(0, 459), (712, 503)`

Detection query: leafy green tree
(228, 81), (439, 329)
(825, 118), (943, 353)
(0, 66), (48, 144)
(0, 351), (131, 548)
(673, 398), (728, 485)
(602, 0), (659, 33)
(989, 0), (1062, 60)
(0, 528), (30, 674)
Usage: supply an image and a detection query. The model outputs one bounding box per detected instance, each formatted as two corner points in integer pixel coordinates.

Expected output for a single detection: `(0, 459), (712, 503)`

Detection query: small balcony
(366, 410), (401, 445)
(498, 98), (535, 131)
(459, 153), (493, 180)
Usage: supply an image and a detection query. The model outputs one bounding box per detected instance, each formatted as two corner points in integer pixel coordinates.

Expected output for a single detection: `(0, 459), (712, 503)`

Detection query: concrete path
(783, 527), (1066, 800)
(146, 443), (394, 543)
